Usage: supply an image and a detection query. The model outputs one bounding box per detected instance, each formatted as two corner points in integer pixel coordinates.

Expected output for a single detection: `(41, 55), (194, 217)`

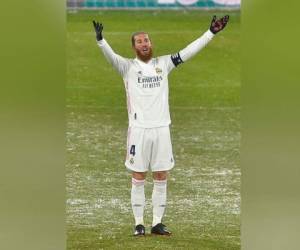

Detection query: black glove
(209, 15), (229, 34)
(92, 20), (103, 41)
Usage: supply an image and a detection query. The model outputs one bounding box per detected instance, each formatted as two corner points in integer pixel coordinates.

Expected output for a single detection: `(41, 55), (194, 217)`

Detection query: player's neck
(137, 56), (152, 64)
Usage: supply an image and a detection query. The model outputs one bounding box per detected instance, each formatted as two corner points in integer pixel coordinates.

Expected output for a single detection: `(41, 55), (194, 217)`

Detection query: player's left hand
(209, 15), (229, 34)
(93, 20), (103, 41)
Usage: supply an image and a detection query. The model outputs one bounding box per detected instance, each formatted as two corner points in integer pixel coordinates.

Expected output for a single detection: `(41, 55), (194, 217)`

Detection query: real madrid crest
(130, 158), (134, 164)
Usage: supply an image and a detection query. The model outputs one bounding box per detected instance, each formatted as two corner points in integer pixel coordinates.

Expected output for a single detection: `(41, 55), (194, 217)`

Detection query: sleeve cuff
(97, 39), (106, 47)
(205, 29), (215, 39)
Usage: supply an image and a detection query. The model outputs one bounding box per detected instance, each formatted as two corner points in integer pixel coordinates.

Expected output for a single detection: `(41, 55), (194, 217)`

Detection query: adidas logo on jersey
(155, 67), (162, 74)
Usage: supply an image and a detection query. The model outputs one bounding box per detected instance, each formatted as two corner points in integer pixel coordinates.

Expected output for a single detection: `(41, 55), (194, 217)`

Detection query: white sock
(131, 178), (145, 226)
(152, 179), (167, 227)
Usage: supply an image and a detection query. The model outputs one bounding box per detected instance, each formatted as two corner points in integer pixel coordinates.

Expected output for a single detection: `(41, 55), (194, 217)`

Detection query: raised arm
(93, 21), (129, 77)
(170, 15), (229, 68)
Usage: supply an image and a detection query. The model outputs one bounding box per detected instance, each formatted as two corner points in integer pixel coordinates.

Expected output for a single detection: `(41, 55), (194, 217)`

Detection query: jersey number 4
(130, 145), (136, 156)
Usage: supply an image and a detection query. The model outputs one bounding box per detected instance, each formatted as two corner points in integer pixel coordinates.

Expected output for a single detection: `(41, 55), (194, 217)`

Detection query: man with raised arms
(93, 15), (229, 236)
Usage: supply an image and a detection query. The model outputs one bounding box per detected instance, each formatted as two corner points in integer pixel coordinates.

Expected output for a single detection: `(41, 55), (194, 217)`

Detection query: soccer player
(93, 15), (229, 236)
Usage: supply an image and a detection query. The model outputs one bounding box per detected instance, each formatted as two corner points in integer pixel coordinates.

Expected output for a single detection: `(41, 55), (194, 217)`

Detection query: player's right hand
(209, 15), (229, 34)
(93, 20), (103, 41)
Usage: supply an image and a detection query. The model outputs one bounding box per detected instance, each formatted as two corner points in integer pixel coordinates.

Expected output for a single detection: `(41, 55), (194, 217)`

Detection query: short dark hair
(131, 31), (148, 46)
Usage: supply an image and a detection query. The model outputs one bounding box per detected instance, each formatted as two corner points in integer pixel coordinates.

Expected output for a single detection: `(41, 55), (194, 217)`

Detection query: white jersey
(97, 30), (214, 128)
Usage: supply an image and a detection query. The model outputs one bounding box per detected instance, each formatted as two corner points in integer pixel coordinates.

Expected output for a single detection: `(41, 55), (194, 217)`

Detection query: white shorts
(125, 126), (175, 172)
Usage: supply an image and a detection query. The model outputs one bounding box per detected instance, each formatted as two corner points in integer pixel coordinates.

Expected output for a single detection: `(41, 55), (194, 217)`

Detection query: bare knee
(132, 171), (147, 180)
(153, 171), (168, 181)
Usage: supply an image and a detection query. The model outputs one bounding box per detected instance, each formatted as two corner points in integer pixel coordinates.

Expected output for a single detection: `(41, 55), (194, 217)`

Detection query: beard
(136, 47), (153, 62)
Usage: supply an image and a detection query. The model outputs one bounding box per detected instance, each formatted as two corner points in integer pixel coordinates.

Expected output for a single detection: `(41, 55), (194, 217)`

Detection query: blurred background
(67, 0), (240, 9)
(2, 0), (299, 250)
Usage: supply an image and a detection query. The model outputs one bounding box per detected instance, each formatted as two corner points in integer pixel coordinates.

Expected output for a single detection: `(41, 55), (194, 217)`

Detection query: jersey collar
(135, 57), (153, 65)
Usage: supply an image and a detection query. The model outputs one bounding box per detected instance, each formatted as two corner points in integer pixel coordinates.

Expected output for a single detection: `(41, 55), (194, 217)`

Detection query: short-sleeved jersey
(98, 30), (214, 128)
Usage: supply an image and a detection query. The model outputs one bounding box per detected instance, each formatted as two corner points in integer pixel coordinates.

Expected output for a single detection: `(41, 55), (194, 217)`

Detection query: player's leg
(131, 171), (147, 236)
(124, 127), (151, 236)
(151, 171), (171, 235)
(152, 171), (167, 225)
(150, 126), (174, 235)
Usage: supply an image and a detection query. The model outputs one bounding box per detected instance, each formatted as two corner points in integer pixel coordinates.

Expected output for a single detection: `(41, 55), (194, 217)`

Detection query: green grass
(67, 10), (240, 249)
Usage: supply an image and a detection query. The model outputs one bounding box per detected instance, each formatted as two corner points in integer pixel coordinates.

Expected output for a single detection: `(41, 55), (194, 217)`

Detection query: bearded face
(132, 33), (153, 63)
(135, 46), (153, 62)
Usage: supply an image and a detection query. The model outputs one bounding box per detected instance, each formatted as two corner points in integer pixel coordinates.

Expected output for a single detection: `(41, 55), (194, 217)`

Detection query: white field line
(69, 30), (209, 35)
(66, 104), (240, 110)
(66, 84), (241, 89)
